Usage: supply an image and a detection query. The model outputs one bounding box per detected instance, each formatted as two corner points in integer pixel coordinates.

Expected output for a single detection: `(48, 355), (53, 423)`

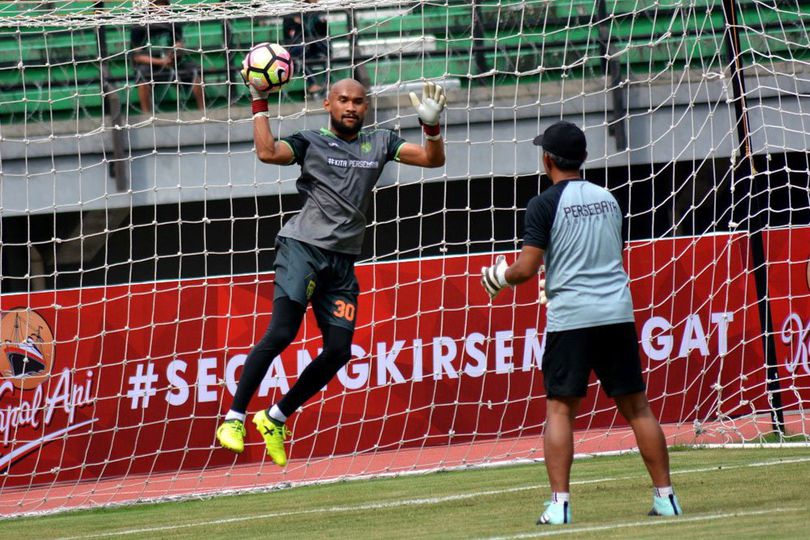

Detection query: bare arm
(132, 53), (172, 67)
(396, 140), (445, 168)
(253, 115), (295, 165)
(505, 245), (545, 285)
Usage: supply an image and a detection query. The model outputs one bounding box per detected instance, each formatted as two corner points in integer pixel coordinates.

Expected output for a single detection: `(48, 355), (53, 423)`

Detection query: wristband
(252, 99), (268, 115)
(419, 118), (441, 138)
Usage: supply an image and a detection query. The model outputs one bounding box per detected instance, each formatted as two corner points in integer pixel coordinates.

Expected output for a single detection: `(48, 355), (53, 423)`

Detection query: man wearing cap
(480, 121), (682, 525)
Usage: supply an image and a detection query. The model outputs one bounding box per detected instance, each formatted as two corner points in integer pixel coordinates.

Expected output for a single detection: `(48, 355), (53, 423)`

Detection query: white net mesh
(0, 0), (808, 516)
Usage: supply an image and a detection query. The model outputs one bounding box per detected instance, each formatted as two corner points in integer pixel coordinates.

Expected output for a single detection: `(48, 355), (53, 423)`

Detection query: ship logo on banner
(1, 308), (54, 390)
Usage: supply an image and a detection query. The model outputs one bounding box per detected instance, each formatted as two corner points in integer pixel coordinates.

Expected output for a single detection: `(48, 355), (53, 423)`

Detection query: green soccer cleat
(536, 501), (572, 525)
(253, 409), (291, 466)
(216, 419), (246, 454)
(649, 494), (683, 516)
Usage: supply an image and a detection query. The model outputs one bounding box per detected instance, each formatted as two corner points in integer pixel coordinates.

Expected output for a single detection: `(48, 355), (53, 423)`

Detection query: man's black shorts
(273, 236), (360, 332)
(542, 321), (646, 398)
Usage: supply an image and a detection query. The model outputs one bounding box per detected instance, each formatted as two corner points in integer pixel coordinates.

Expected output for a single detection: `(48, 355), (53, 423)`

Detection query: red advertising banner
(763, 226), (810, 410)
(625, 234), (766, 421)
(0, 233), (776, 489)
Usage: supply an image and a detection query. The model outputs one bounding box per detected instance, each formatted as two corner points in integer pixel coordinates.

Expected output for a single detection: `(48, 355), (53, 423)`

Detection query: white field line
(56, 455), (810, 540)
(484, 507), (803, 539)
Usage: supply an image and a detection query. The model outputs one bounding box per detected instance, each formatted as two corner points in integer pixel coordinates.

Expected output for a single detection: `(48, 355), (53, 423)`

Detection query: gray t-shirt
(279, 128), (406, 254)
(523, 179), (635, 332)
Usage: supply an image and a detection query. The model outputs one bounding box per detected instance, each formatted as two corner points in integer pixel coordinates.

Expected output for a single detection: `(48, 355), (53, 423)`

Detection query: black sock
(230, 297), (306, 414)
(276, 325), (353, 417)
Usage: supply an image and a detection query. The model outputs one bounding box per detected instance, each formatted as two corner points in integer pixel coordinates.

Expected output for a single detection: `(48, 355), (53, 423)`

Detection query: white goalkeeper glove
(539, 278), (548, 306)
(240, 59), (270, 102)
(247, 84), (270, 102)
(538, 264), (549, 306)
(409, 81), (446, 127)
(481, 255), (510, 301)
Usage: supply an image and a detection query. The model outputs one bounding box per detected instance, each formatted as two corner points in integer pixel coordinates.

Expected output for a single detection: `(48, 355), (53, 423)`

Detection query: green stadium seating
(0, 0), (807, 123)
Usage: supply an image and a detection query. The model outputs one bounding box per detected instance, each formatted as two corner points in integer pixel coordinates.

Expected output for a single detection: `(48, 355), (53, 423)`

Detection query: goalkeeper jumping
(216, 76), (446, 466)
(481, 121), (682, 524)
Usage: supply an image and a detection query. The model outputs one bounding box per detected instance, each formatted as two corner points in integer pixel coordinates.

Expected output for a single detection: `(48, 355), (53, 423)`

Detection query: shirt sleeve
(386, 130), (407, 162)
(279, 131), (309, 165)
(523, 190), (559, 250)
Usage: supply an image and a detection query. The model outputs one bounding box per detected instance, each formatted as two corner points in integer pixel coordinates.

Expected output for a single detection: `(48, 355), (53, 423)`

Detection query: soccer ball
(241, 43), (293, 92)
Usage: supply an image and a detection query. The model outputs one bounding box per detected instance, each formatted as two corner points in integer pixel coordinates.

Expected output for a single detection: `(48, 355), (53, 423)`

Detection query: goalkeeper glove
(539, 278), (548, 306)
(241, 58), (270, 116)
(247, 83), (270, 102)
(481, 255), (510, 301)
(538, 264), (548, 306)
(409, 81), (446, 140)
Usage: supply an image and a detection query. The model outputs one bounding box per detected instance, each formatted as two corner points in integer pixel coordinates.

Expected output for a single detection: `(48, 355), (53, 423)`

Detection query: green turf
(1, 447), (809, 539)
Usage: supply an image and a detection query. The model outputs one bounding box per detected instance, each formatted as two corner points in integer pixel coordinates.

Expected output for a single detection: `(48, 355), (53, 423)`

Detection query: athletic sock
(225, 410), (246, 422)
(268, 404), (287, 426)
(551, 492), (570, 504)
(654, 486), (674, 498)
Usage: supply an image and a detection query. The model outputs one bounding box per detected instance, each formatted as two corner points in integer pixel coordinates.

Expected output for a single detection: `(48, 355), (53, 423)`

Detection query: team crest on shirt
(306, 279), (316, 300)
(360, 142), (372, 154)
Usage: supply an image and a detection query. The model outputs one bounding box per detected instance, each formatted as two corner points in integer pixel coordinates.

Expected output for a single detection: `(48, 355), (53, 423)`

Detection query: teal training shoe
(649, 494), (682, 516)
(536, 501), (572, 525)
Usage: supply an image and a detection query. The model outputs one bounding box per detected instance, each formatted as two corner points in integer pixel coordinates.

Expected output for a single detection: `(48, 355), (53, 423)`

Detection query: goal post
(0, 0), (809, 516)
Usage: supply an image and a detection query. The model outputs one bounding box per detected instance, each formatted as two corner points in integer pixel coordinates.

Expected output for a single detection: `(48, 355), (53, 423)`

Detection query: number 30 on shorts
(332, 300), (356, 321)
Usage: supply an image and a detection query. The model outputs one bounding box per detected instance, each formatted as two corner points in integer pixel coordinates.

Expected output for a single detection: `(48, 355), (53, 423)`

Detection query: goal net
(0, 0), (808, 516)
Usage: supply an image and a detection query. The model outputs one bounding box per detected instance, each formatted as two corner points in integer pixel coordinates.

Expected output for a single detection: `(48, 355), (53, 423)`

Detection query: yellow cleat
(253, 409), (291, 466)
(216, 419), (246, 454)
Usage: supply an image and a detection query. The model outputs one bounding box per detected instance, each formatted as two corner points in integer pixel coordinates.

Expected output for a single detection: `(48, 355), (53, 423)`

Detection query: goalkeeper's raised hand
(240, 57), (270, 103)
(247, 83), (270, 102)
(481, 255), (510, 301)
(409, 81), (446, 139)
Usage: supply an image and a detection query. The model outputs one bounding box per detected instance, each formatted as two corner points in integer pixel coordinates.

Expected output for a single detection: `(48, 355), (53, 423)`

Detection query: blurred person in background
(283, 0), (330, 99)
(130, 0), (205, 114)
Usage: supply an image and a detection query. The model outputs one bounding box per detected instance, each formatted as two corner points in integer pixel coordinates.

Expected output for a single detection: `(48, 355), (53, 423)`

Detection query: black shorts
(273, 236), (360, 332)
(542, 322), (646, 398)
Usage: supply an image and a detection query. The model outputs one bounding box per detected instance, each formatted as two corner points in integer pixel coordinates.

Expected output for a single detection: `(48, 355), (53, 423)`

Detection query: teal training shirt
(523, 179), (635, 332)
(279, 128), (406, 255)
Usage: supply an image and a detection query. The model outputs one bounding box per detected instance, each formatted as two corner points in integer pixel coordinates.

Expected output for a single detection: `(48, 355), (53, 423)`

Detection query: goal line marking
(56, 455), (810, 539)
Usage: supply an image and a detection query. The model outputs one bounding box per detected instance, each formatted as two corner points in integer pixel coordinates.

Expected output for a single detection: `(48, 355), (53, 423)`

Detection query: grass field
(1, 447), (809, 539)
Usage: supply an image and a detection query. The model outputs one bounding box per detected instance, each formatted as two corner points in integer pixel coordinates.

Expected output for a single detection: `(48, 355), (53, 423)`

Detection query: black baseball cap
(532, 121), (587, 161)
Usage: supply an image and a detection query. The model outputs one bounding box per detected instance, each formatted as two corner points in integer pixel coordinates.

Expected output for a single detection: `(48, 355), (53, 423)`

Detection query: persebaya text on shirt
(327, 157), (380, 169)
(561, 200), (621, 219)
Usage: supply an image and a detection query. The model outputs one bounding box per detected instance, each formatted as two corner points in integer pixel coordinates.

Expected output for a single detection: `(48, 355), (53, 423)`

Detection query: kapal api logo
(0, 308), (53, 390)
(0, 308), (96, 471)
(779, 256), (810, 377)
